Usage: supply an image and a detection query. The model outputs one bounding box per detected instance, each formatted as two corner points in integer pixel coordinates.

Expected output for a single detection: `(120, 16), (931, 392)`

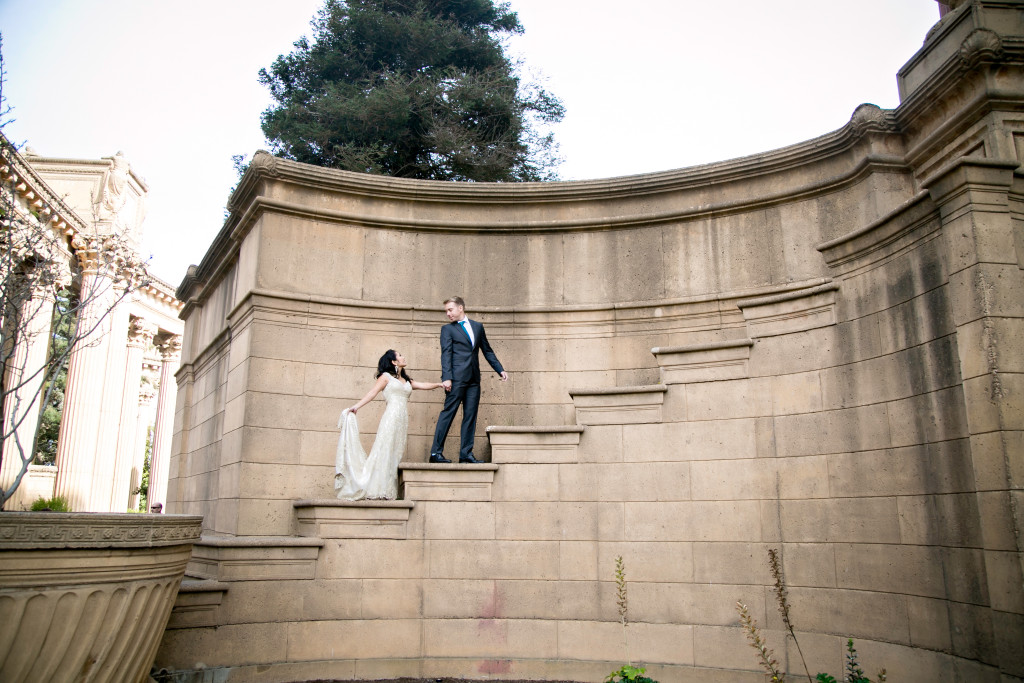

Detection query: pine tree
(258, 0), (564, 182)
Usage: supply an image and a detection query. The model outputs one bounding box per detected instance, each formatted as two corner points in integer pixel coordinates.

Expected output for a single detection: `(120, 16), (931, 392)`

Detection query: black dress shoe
(429, 453), (451, 463)
(459, 454), (482, 464)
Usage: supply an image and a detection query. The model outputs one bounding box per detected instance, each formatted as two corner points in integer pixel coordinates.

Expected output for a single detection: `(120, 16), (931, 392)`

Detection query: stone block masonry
(158, 3), (1024, 680)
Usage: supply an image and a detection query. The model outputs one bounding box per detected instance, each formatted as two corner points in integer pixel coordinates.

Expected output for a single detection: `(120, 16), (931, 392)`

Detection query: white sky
(0, 1), (941, 285)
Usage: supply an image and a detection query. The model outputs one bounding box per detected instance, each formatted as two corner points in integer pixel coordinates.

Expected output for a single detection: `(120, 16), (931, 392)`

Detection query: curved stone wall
(161, 4), (1024, 681)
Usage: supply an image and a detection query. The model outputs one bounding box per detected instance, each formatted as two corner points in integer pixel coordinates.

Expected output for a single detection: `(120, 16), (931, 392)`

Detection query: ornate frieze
(0, 512), (203, 549)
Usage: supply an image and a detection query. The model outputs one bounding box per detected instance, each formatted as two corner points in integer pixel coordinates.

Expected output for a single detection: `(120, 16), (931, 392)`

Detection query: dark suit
(430, 319), (504, 460)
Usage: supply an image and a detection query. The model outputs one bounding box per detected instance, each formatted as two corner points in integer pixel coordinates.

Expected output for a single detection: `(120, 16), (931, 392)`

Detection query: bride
(336, 350), (443, 500)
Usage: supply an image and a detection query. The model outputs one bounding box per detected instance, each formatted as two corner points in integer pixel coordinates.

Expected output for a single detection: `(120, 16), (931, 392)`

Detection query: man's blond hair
(444, 296), (465, 308)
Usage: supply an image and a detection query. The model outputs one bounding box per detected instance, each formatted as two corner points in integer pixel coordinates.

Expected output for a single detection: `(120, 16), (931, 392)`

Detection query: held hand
(499, 371), (508, 382)
(349, 405), (359, 414)
(442, 380), (452, 392)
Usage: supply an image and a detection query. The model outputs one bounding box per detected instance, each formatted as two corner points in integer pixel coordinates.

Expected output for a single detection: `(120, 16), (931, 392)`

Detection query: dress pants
(431, 381), (481, 459)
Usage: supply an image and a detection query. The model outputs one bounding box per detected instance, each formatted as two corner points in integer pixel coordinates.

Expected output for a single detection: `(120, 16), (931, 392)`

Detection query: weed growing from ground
(738, 548), (888, 683)
(606, 556), (658, 683)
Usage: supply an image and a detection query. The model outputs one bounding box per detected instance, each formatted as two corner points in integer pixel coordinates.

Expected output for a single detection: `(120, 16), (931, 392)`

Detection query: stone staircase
(173, 279), (841, 632)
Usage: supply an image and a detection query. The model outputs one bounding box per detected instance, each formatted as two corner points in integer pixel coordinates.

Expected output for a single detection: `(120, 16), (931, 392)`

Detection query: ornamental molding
(848, 104), (899, 137)
(127, 316), (159, 348)
(139, 384), (158, 405)
(228, 113), (904, 208)
(157, 334), (183, 360)
(248, 150), (281, 178)
(226, 150), (279, 214)
(140, 273), (185, 312)
(0, 135), (89, 239)
(0, 513), (203, 549)
(958, 29), (1004, 71)
(896, 5), (1024, 133)
(70, 233), (149, 287)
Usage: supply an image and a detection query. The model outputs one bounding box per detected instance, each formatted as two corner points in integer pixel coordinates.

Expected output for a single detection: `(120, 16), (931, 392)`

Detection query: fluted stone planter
(0, 512), (203, 682)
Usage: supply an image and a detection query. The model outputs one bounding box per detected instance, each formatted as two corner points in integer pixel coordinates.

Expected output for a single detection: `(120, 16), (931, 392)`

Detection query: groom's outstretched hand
(499, 372), (508, 382)
(442, 380), (452, 392)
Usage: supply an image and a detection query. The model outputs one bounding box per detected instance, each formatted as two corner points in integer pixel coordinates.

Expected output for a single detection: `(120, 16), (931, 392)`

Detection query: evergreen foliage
(34, 288), (74, 465)
(258, 0), (564, 181)
(134, 431), (152, 512)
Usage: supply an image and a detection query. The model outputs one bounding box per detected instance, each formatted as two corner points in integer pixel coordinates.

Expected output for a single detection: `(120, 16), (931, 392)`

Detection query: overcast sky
(0, 1), (941, 285)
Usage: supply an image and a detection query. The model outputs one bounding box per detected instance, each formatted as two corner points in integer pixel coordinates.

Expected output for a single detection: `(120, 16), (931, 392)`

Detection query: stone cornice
(817, 190), (941, 276)
(181, 108), (907, 305)
(232, 108), (900, 206)
(568, 384), (668, 397)
(734, 282), (840, 309)
(232, 152), (904, 235)
(139, 275), (185, 315)
(0, 134), (88, 238)
(651, 338), (754, 355)
(22, 153), (150, 192)
(223, 278), (832, 323)
(485, 425), (585, 434)
(895, 2), (1024, 170)
(192, 534), (324, 548)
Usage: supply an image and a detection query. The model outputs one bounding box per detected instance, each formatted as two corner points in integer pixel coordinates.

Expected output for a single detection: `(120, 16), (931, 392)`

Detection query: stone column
(925, 157), (1024, 672)
(0, 287), (56, 504)
(89, 282), (132, 512)
(149, 335), (181, 511)
(108, 318), (156, 512)
(54, 246), (118, 512)
(128, 382), (156, 511)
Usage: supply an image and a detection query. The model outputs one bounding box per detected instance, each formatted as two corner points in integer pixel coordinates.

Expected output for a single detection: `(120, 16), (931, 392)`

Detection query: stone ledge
(651, 339), (754, 384)
(168, 579), (228, 629)
(569, 385), (668, 425)
(187, 535), (323, 581)
(737, 283), (839, 338)
(293, 500), (415, 539)
(816, 191), (936, 272)
(398, 464), (499, 502)
(486, 426), (585, 463)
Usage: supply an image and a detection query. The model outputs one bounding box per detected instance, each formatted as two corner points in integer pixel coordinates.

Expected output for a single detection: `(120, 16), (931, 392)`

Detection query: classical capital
(156, 334), (182, 361)
(127, 317), (159, 349)
(138, 383), (157, 406)
(70, 234), (106, 274)
(71, 233), (149, 289)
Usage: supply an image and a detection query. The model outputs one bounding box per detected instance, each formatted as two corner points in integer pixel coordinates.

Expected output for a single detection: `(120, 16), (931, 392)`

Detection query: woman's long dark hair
(375, 349), (411, 381)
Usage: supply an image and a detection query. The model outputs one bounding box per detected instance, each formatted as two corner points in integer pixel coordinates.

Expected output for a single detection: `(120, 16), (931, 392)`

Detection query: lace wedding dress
(335, 373), (412, 500)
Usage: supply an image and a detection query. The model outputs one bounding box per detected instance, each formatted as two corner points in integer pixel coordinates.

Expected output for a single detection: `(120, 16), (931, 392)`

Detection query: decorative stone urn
(0, 512), (203, 682)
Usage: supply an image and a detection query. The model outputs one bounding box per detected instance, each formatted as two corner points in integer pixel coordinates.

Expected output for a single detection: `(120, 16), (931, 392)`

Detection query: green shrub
(606, 663), (657, 683)
(30, 495), (70, 512)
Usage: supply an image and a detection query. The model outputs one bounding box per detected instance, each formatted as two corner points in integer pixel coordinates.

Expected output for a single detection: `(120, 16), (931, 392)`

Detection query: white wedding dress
(335, 373), (412, 500)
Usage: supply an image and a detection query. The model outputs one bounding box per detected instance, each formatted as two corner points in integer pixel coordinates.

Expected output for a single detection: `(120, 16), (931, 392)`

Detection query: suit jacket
(440, 319), (503, 384)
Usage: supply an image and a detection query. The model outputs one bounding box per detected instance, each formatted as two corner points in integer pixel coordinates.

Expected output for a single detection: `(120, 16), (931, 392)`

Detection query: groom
(429, 296), (507, 463)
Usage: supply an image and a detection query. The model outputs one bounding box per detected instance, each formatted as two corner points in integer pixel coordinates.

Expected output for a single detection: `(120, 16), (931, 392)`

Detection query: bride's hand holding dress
(335, 357), (444, 501)
(336, 373), (412, 500)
